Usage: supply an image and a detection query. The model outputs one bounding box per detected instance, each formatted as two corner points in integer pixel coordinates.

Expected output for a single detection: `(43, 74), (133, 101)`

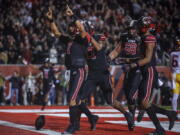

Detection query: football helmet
(138, 16), (155, 33)
(80, 20), (94, 35)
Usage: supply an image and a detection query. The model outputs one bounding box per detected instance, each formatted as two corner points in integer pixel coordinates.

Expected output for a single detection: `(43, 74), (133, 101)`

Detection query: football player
(170, 38), (180, 113)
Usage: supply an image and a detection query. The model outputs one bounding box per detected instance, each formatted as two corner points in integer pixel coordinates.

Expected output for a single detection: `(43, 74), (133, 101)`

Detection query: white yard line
(106, 120), (180, 133)
(0, 120), (61, 135)
(0, 108), (180, 134)
(0, 109), (122, 113)
(39, 113), (180, 119)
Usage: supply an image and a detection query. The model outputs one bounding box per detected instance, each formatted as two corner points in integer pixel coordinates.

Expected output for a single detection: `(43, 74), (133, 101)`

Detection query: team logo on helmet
(142, 16), (152, 26)
(138, 16), (152, 27)
(138, 16), (155, 33)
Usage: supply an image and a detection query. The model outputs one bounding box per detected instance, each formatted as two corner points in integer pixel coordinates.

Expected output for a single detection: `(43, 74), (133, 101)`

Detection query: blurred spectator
(0, 71), (5, 105)
(9, 71), (21, 105)
(0, 0), (178, 65)
(23, 72), (36, 105)
(49, 45), (58, 64)
(54, 72), (61, 105)
(150, 72), (164, 105)
(55, 70), (69, 105)
(33, 75), (44, 105)
(48, 82), (56, 105)
(160, 73), (172, 106)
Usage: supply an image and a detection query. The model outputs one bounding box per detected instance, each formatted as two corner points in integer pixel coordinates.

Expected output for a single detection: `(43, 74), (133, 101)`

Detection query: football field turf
(0, 106), (179, 135)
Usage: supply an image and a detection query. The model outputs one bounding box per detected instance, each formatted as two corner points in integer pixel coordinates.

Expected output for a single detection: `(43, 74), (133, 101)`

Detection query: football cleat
(168, 111), (178, 130)
(62, 124), (79, 135)
(89, 115), (99, 130)
(147, 128), (165, 135)
(125, 112), (134, 131)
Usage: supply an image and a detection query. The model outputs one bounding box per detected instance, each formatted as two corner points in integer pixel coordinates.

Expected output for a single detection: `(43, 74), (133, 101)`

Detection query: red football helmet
(138, 16), (155, 33)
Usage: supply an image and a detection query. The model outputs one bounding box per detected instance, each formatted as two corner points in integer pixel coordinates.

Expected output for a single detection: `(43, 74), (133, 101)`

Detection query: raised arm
(46, 8), (61, 37)
(65, 6), (86, 37)
(65, 6), (102, 51)
(90, 36), (103, 51)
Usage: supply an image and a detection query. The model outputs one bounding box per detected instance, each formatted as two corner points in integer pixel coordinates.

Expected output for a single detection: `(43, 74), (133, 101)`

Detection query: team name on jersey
(124, 40), (137, 55)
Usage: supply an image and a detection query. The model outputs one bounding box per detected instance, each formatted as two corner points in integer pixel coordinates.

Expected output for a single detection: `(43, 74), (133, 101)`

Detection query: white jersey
(26, 75), (36, 92)
(170, 51), (180, 73)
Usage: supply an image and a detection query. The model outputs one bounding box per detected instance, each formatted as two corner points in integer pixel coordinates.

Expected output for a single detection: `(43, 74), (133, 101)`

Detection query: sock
(69, 105), (80, 126)
(172, 94), (178, 112)
(128, 105), (136, 118)
(79, 102), (93, 119)
(146, 105), (163, 130)
(77, 107), (82, 121)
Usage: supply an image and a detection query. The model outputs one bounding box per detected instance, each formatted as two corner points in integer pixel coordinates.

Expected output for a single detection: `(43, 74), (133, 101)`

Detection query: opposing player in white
(170, 38), (180, 113)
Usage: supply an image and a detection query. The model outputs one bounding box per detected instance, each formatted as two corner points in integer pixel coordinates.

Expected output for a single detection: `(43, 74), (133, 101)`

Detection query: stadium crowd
(0, 0), (179, 65)
(0, 67), (70, 106)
